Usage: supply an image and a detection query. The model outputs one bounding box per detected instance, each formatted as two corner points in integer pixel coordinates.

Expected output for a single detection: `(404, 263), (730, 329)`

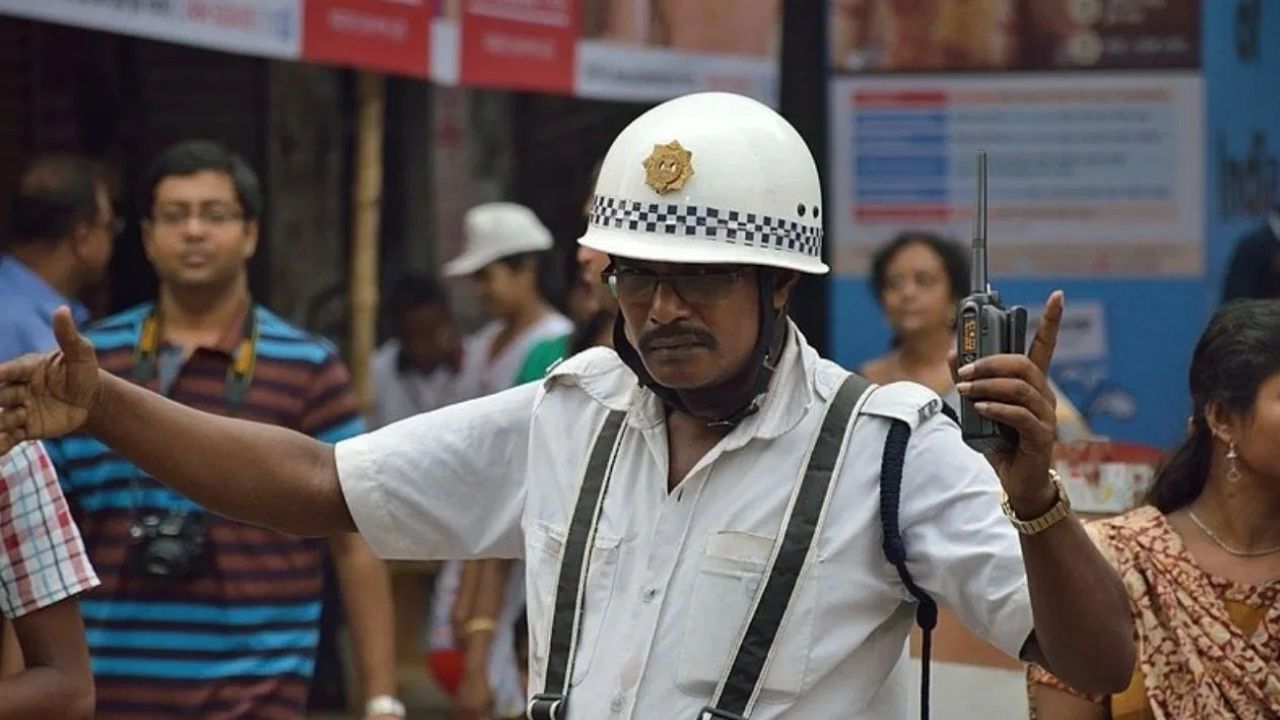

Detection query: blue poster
(1204, 0), (1280, 299)
(823, 2), (1280, 448)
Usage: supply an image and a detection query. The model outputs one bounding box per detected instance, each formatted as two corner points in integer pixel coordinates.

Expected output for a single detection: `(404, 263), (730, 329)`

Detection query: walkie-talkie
(957, 151), (1028, 454)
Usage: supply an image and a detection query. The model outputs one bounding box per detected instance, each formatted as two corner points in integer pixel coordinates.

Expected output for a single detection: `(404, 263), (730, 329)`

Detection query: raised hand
(955, 291), (1064, 513)
(0, 307), (101, 453)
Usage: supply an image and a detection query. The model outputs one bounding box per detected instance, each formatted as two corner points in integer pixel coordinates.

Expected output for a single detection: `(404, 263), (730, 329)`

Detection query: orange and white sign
(459, 0), (577, 94)
(303, 0), (431, 77)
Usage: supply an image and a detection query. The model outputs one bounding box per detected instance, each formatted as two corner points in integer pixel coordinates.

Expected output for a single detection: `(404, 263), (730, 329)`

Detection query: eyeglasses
(151, 205), (245, 228)
(601, 266), (745, 305)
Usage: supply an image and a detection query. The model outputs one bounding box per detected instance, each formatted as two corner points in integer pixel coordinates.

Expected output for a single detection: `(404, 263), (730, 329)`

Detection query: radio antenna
(971, 150), (989, 295)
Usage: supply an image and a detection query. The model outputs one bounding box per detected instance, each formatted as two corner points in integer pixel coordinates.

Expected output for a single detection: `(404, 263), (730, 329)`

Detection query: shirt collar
(0, 254), (89, 324)
(623, 320), (819, 443)
(140, 299), (254, 357)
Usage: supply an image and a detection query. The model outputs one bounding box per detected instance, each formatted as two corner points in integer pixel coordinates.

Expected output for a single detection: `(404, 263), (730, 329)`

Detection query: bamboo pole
(350, 71), (385, 417)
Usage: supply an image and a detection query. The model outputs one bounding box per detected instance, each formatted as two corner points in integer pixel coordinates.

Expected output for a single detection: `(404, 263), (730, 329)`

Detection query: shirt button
(610, 693), (625, 712)
(641, 586), (659, 602)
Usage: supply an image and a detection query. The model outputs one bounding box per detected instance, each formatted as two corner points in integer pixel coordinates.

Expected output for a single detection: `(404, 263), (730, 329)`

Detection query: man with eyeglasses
(0, 153), (119, 362)
(0, 97), (1134, 718)
(19, 140), (405, 720)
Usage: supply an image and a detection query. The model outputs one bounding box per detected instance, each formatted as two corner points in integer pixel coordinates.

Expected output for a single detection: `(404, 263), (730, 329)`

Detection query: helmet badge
(642, 140), (694, 195)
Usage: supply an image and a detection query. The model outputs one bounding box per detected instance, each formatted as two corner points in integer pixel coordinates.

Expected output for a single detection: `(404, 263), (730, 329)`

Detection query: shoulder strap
(699, 373), (875, 720)
(529, 410), (627, 720)
(879, 418), (938, 720)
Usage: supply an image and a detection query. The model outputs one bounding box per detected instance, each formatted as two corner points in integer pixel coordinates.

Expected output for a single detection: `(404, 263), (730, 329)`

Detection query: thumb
(52, 306), (93, 361)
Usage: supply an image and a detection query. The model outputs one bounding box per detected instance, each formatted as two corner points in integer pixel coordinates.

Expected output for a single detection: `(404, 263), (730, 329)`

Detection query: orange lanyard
(132, 307), (258, 411)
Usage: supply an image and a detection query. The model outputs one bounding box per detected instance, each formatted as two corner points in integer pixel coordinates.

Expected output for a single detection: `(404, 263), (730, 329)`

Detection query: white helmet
(443, 202), (553, 277)
(580, 92), (827, 275)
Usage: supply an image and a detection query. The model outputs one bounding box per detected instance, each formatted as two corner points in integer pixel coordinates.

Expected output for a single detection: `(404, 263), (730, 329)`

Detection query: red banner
(459, 0), (577, 94)
(303, 0), (431, 77)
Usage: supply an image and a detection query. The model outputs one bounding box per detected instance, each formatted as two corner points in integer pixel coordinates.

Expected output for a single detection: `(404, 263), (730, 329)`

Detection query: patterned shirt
(45, 303), (364, 720)
(0, 441), (99, 619)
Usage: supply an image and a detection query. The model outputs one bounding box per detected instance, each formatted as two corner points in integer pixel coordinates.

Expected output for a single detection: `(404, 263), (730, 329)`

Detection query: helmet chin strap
(613, 270), (789, 428)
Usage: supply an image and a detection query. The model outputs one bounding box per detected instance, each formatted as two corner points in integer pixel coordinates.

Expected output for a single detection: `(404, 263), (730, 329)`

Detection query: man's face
(613, 260), (766, 389)
(74, 184), (117, 283)
(397, 302), (458, 371)
(143, 171), (257, 291)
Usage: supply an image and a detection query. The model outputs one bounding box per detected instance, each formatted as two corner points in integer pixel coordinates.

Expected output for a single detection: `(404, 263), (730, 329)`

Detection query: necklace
(1188, 510), (1280, 557)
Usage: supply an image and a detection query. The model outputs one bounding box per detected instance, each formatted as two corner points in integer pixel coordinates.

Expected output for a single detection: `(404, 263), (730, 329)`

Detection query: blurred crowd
(1, 125), (1279, 720)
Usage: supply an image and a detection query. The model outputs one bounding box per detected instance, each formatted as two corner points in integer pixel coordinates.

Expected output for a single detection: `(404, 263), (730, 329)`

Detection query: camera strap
(132, 305), (259, 413)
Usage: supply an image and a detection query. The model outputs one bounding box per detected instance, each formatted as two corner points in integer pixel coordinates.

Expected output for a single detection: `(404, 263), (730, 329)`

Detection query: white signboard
(575, 41), (776, 104)
(0, 0), (302, 59)
(830, 72), (1205, 277)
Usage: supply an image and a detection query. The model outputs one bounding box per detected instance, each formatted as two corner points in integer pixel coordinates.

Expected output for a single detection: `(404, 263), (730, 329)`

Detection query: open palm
(0, 307), (100, 453)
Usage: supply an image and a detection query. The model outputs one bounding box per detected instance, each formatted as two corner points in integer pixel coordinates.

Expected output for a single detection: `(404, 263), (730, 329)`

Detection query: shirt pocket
(677, 530), (818, 704)
(526, 520), (622, 688)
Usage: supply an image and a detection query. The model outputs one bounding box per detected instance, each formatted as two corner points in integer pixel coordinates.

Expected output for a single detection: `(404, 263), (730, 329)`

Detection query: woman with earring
(1030, 299), (1280, 719)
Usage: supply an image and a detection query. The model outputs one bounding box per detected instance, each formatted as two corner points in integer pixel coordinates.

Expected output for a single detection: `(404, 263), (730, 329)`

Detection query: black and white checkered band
(589, 195), (823, 259)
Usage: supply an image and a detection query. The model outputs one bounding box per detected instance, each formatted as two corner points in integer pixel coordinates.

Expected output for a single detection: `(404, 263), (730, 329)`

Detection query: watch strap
(1002, 470), (1072, 536)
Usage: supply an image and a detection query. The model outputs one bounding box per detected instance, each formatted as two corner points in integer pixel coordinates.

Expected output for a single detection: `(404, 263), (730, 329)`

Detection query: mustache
(638, 325), (719, 353)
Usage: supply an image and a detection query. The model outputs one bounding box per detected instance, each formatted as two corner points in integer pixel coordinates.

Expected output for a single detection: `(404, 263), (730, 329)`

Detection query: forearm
(461, 560), (510, 671)
(0, 620), (20, 677)
(0, 666), (94, 720)
(452, 562), (480, 643)
(2, 602), (95, 720)
(331, 534), (398, 698)
(1020, 516), (1134, 695)
(87, 370), (353, 536)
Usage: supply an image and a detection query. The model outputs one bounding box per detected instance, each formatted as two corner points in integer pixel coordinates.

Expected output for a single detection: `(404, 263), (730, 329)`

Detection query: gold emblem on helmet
(642, 141), (694, 195)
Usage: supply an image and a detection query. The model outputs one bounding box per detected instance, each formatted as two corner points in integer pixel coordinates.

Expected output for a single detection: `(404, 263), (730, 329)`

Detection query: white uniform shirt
(337, 324), (1034, 719)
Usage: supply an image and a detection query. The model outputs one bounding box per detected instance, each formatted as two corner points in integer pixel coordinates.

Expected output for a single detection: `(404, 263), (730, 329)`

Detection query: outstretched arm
(1, 308), (539, 555)
(88, 372), (349, 536)
(0, 308), (350, 536)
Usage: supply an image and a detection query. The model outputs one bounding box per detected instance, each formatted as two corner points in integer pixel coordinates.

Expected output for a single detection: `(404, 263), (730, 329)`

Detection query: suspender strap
(529, 410), (627, 720)
(879, 418), (939, 720)
(701, 373), (874, 720)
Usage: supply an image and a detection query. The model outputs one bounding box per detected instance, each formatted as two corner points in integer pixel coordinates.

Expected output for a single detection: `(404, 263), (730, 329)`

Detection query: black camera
(127, 511), (209, 581)
(957, 151), (1028, 454)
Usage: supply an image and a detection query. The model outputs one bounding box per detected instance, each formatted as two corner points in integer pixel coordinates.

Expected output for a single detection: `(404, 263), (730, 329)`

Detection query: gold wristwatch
(1001, 469), (1071, 535)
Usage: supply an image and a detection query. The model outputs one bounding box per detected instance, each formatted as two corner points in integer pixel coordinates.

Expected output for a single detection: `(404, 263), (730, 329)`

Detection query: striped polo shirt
(45, 302), (364, 720)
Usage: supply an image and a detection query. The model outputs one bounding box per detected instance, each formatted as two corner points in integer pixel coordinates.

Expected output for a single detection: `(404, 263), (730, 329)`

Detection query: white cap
(580, 92), (827, 275)
(443, 202), (554, 277)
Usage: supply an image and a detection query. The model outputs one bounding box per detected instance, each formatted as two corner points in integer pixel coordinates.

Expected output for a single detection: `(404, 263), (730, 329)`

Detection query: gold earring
(1227, 443), (1242, 484)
